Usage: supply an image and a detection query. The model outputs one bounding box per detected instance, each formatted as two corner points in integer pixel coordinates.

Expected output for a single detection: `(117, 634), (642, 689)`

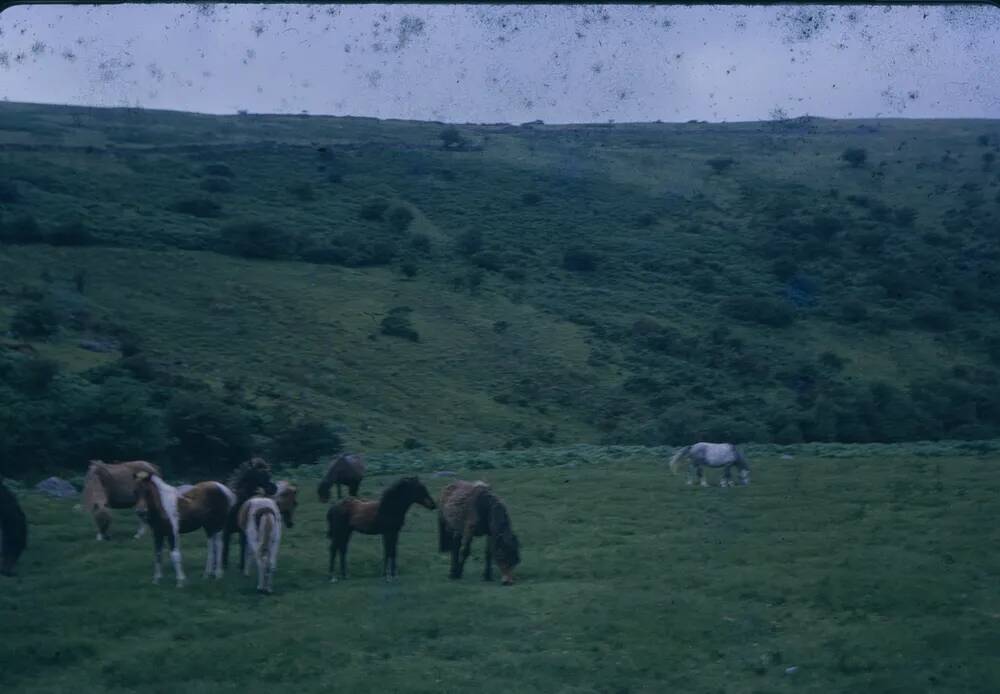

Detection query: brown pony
(326, 476), (436, 582)
(82, 460), (161, 541)
(134, 470), (236, 586)
(0, 479), (28, 577)
(438, 480), (521, 586)
(317, 453), (366, 501)
(222, 457), (277, 570)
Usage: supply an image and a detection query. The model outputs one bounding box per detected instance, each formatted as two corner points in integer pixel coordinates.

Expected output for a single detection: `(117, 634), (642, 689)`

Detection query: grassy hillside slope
(2, 102), (1000, 465)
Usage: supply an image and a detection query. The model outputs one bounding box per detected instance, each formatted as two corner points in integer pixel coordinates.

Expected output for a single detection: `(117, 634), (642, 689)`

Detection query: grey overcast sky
(0, 4), (998, 123)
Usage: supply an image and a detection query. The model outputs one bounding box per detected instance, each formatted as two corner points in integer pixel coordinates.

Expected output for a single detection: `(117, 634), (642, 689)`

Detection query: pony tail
(258, 511), (275, 562)
(668, 446), (690, 474)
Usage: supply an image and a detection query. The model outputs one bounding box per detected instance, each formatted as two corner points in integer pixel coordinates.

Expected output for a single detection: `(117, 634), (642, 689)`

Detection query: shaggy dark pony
(326, 476), (435, 582)
(222, 457), (277, 569)
(438, 480), (520, 585)
(0, 479), (28, 577)
(317, 453), (366, 501)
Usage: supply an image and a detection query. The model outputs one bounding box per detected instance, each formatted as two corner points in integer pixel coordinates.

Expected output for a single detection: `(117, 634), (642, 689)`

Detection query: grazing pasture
(3, 452), (999, 694)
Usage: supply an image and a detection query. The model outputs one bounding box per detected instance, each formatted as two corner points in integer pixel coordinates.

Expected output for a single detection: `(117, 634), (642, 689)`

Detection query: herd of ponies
(0, 442), (750, 588)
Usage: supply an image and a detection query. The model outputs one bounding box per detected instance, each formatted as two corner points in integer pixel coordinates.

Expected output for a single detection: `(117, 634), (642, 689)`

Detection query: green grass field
(3, 449), (999, 693)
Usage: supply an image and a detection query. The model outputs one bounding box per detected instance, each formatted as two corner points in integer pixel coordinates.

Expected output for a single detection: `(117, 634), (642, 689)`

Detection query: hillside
(1, 101), (999, 473)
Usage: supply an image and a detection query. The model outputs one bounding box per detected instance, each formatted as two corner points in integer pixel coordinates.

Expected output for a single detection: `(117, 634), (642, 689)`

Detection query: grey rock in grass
(36, 476), (78, 498)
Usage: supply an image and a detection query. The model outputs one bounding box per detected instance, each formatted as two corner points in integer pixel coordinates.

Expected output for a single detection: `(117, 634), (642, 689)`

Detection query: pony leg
(449, 538), (462, 579)
(152, 534), (164, 584)
(169, 534), (186, 587)
(721, 465), (733, 488)
(328, 540), (338, 582)
(483, 541), (494, 582)
(339, 536), (349, 580)
(134, 519), (146, 540)
(204, 535), (215, 578)
(214, 533), (225, 578)
(696, 465), (708, 487)
(239, 531), (247, 576)
(336, 483), (343, 499)
(382, 533), (399, 580)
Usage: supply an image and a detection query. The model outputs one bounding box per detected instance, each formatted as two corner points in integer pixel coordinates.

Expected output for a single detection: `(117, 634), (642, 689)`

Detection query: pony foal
(134, 470), (236, 586)
(238, 495), (283, 594)
(326, 476), (436, 582)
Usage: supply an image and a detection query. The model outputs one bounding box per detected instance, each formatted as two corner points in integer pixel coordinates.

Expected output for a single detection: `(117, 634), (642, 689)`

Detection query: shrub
(706, 157), (735, 174)
(841, 148), (868, 168)
(380, 312), (420, 342)
(388, 205), (415, 232)
(563, 248), (599, 272)
(440, 126), (464, 149)
(913, 306), (955, 332)
(893, 207), (917, 228)
(810, 214), (844, 240)
(0, 178), (21, 203)
(840, 300), (869, 323)
(47, 221), (96, 246)
(171, 197), (222, 218)
(219, 221), (296, 259)
(472, 250), (505, 272)
(403, 437), (424, 450)
(400, 260), (418, 278)
(200, 176), (233, 193)
(723, 296), (795, 327)
(166, 392), (254, 474)
(772, 258), (798, 281)
(410, 233), (431, 254)
(288, 182), (315, 202)
(635, 212), (657, 228)
(1, 214), (44, 244)
(521, 192), (542, 206)
(455, 229), (483, 257)
(503, 267), (527, 282)
(359, 198), (389, 221)
(202, 163), (234, 177)
(10, 302), (60, 339)
(270, 419), (342, 465)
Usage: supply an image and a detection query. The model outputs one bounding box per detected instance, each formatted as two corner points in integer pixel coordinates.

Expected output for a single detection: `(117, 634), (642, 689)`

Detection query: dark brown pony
(317, 453), (366, 501)
(438, 480), (520, 585)
(326, 476), (435, 582)
(222, 457), (277, 570)
(0, 479), (28, 577)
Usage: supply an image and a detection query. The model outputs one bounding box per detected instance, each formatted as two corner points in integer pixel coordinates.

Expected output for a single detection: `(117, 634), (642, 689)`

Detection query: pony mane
(227, 457), (272, 492)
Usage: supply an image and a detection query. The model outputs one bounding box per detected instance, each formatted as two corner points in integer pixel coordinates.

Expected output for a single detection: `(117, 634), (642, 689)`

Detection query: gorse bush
(359, 198), (390, 221)
(841, 148), (868, 168)
(47, 221), (96, 246)
(201, 163), (234, 178)
(170, 197), (222, 218)
(563, 248), (599, 272)
(723, 296), (796, 327)
(10, 302), (60, 339)
(0, 214), (43, 244)
(269, 418), (342, 465)
(200, 176), (233, 193)
(219, 221), (297, 259)
(388, 205), (415, 232)
(0, 178), (21, 203)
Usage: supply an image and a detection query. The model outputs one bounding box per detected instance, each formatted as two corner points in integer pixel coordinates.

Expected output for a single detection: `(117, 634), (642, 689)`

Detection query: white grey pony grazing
(668, 442), (750, 487)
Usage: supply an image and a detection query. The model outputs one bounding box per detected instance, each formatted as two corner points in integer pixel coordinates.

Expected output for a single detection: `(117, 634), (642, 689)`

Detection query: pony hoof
(329, 576), (338, 583)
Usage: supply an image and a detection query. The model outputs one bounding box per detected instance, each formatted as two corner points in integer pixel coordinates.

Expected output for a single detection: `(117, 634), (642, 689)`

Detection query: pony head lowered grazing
(222, 457), (277, 570)
(238, 493), (283, 594)
(669, 442), (751, 487)
(0, 479), (28, 577)
(317, 453), (365, 502)
(326, 476), (435, 582)
(83, 460), (161, 541)
(438, 480), (520, 585)
(134, 470), (236, 587)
